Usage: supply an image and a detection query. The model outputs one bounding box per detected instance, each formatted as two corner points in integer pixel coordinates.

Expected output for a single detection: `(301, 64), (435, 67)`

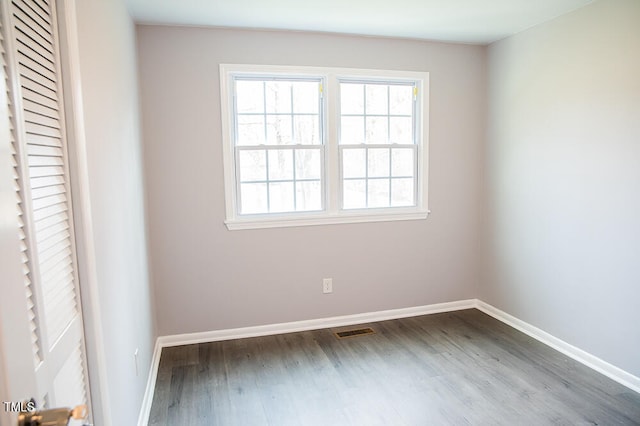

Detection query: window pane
(237, 115), (265, 146)
(343, 148), (366, 178)
(340, 83), (364, 114)
(266, 115), (293, 145)
(268, 149), (293, 180)
(341, 116), (364, 144)
(293, 115), (319, 145)
(240, 183), (268, 214)
(368, 179), (390, 208)
(389, 85), (413, 115)
(343, 179), (366, 209)
(368, 148), (390, 177)
(269, 182), (294, 212)
(391, 148), (414, 177)
(239, 150), (266, 182)
(293, 82), (319, 113)
(295, 149), (321, 180)
(390, 117), (413, 144)
(236, 80), (264, 114)
(365, 84), (387, 115)
(391, 178), (415, 207)
(365, 116), (388, 144)
(296, 180), (322, 211)
(265, 81), (292, 113)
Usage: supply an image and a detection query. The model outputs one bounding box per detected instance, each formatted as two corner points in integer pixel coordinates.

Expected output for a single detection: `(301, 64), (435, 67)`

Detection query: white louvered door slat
(18, 0), (52, 26)
(19, 53), (57, 83)
(12, 6), (54, 45)
(25, 110), (61, 129)
(28, 143), (64, 156)
(25, 121), (62, 138)
(26, 132), (62, 148)
(32, 202), (66, 222)
(16, 31), (57, 63)
(1, 0), (91, 422)
(35, 217), (68, 239)
(36, 213), (68, 236)
(21, 81), (59, 110)
(31, 183), (66, 200)
(24, 99), (61, 121)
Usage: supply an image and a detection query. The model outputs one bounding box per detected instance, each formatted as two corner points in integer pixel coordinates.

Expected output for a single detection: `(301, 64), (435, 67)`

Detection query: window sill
(225, 210), (430, 230)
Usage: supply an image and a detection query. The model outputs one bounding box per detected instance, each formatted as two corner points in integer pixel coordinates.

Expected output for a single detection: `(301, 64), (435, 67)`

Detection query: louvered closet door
(1, 0), (91, 422)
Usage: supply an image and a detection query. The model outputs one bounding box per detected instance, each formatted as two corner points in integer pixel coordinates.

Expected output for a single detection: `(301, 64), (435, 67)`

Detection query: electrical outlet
(134, 348), (139, 376)
(323, 278), (333, 294)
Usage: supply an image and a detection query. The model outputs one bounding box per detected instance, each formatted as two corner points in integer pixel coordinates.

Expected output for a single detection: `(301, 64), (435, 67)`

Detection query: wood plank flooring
(148, 309), (640, 425)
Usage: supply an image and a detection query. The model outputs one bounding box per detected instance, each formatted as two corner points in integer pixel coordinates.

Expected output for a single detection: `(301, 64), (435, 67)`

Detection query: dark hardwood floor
(148, 309), (640, 425)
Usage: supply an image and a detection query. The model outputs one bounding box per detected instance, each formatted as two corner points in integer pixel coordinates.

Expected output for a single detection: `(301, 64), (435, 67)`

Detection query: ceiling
(126, 0), (594, 45)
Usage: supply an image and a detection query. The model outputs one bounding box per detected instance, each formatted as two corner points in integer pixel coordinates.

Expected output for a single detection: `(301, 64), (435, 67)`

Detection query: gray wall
(137, 27), (486, 336)
(74, 0), (155, 423)
(484, 0), (640, 377)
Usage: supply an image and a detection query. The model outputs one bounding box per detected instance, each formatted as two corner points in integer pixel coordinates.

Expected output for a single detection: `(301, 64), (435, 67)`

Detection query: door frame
(54, 1), (112, 425)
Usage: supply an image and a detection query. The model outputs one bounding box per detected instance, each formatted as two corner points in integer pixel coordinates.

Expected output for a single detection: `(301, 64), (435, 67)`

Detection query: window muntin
(339, 81), (418, 210)
(341, 146), (416, 209)
(339, 82), (415, 145)
(233, 77), (324, 215)
(221, 65), (429, 230)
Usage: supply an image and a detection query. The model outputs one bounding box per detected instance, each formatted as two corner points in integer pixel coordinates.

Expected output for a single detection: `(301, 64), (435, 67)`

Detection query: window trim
(220, 64), (430, 230)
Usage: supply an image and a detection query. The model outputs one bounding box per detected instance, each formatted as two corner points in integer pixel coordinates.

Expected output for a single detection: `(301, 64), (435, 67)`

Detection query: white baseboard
(138, 298), (640, 425)
(158, 299), (476, 348)
(474, 300), (640, 394)
(137, 339), (163, 426)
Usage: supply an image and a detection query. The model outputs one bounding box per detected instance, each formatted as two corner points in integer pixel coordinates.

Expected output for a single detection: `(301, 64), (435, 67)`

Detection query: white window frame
(220, 64), (430, 230)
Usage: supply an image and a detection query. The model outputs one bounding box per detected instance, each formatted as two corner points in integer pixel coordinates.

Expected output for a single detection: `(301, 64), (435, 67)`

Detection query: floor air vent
(334, 327), (375, 339)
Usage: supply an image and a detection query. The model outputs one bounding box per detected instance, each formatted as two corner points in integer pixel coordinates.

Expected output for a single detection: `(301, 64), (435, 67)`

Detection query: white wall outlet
(323, 278), (333, 294)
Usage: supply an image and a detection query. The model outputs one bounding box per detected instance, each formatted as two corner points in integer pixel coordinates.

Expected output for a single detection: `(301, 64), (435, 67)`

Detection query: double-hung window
(234, 77), (324, 214)
(339, 80), (417, 209)
(220, 65), (429, 230)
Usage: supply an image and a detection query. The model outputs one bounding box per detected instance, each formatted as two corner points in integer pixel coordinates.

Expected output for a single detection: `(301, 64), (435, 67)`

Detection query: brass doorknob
(17, 404), (87, 426)
(70, 405), (87, 420)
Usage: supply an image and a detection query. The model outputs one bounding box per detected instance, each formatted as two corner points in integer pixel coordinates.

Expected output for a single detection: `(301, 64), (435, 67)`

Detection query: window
(339, 81), (417, 209)
(234, 78), (324, 214)
(220, 65), (429, 230)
